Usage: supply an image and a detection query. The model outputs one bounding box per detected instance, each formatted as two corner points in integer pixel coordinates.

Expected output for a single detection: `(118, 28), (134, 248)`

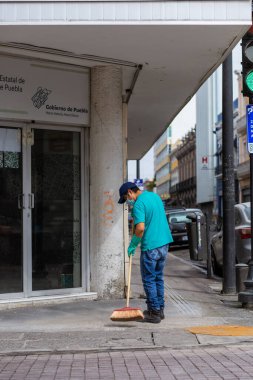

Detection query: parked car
(166, 207), (204, 247)
(211, 202), (251, 275)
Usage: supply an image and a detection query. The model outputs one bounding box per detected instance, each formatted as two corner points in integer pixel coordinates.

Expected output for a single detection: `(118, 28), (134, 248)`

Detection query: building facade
(214, 98), (240, 218)
(196, 77), (216, 217)
(154, 126), (172, 200)
(0, 1), (250, 303)
(173, 130), (196, 208)
(235, 74), (250, 203)
(196, 56), (244, 219)
(168, 140), (180, 206)
(237, 115), (250, 202)
(0, 60), (125, 301)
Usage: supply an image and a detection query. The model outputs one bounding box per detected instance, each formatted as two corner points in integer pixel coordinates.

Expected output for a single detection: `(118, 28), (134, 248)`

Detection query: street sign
(246, 104), (253, 153)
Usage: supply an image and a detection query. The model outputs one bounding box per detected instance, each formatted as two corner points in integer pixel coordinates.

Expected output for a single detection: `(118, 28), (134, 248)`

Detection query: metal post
(136, 159), (140, 180)
(238, 98), (253, 306)
(222, 52), (236, 294)
(205, 213), (212, 279)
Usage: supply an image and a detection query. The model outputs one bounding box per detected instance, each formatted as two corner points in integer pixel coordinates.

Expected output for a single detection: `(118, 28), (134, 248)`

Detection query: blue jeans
(140, 244), (168, 311)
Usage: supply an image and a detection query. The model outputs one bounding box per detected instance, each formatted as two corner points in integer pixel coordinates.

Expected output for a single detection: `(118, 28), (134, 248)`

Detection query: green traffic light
(246, 71), (253, 92)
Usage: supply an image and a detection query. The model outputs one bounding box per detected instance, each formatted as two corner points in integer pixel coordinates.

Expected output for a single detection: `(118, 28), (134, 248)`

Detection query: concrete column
(90, 66), (124, 298)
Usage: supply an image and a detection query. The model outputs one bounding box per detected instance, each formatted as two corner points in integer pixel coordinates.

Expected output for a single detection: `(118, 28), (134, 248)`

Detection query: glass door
(0, 128), (23, 294)
(0, 125), (82, 297)
(31, 129), (82, 293)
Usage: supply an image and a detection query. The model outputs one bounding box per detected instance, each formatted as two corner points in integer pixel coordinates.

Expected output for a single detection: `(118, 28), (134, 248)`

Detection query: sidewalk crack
(151, 332), (155, 346)
(195, 334), (201, 345)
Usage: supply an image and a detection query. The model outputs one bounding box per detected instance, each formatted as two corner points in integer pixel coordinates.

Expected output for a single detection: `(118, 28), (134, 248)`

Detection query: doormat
(186, 325), (253, 336)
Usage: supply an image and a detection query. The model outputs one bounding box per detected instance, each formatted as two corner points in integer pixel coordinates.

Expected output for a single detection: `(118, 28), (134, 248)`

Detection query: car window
(167, 212), (191, 223)
(243, 206), (251, 221)
(236, 204), (251, 223)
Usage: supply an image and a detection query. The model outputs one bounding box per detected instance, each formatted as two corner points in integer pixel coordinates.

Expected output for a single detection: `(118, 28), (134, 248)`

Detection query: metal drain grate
(164, 283), (202, 316)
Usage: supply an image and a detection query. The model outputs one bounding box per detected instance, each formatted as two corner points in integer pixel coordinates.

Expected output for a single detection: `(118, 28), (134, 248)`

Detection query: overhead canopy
(0, 1), (250, 158)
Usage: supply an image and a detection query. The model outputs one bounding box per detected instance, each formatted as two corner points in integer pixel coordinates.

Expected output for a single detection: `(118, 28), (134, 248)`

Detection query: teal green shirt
(132, 191), (173, 251)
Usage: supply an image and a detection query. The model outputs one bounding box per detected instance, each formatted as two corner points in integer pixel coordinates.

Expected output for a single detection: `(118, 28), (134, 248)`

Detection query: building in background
(153, 45), (248, 217)
(154, 126), (172, 200)
(214, 98), (239, 218)
(237, 117), (250, 202)
(168, 140), (180, 206)
(173, 129), (196, 208)
(196, 77), (216, 218)
(196, 58), (242, 220)
(235, 74), (250, 203)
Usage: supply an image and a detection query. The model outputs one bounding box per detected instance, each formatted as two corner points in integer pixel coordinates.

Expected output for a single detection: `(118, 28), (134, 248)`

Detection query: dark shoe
(143, 309), (149, 317)
(143, 310), (161, 324)
(144, 308), (165, 320)
(160, 308), (165, 320)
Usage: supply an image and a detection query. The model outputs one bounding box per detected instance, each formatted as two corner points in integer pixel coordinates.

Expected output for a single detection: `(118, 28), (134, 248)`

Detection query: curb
(1, 339), (253, 357)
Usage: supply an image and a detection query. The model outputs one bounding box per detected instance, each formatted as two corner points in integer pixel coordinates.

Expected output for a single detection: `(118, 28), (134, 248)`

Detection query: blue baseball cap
(118, 182), (136, 204)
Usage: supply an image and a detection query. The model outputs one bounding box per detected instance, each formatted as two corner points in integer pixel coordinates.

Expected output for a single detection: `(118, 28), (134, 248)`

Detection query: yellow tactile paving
(186, 325), (253, 336)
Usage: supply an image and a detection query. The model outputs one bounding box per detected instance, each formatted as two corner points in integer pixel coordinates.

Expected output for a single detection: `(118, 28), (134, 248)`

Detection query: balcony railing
(237, 161), (250, 179)
(169, 177), (196, 194)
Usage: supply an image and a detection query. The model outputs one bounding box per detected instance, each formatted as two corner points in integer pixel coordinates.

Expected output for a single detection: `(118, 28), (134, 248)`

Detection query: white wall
(196, 78), (215, 205)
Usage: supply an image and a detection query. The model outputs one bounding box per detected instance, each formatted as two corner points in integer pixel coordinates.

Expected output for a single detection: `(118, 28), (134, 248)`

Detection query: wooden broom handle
(126, 254), (132, 307)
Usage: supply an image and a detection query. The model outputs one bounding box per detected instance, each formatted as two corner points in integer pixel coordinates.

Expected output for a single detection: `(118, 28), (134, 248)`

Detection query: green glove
(128, 234), (141, 257)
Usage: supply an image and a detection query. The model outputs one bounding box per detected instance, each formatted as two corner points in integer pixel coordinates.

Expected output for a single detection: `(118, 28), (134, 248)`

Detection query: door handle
(28, 193), (35, 209)
(18, 194), (26, 209)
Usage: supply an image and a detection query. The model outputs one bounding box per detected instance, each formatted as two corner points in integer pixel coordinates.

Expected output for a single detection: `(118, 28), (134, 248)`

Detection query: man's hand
(127, 234), (141, 257)
(128, 245), (136, 257)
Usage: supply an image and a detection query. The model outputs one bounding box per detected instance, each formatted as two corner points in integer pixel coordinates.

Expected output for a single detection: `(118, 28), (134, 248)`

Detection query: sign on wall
(0, 56), (90, 126)
(246, 104), (253, 154)
(201, 156), (208, 170)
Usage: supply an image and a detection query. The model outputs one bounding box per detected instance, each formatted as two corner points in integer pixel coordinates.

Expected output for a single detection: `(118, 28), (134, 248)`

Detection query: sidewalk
(0, 249), (252, 355)
(1, 345), (253, 380)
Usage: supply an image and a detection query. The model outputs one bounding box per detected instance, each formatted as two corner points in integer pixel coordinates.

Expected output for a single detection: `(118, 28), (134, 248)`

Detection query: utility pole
(222, 52), (236, 294)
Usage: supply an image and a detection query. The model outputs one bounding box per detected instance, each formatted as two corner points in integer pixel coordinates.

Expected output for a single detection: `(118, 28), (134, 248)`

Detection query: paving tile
(2, 345), (253, 379)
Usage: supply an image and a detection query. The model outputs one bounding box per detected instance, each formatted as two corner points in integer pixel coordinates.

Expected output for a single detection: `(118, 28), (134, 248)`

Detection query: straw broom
(110, 254), (144, 321)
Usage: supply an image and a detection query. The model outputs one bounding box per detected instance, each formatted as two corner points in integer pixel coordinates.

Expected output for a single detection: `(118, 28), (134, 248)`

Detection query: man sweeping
(118, 182), (173, 324)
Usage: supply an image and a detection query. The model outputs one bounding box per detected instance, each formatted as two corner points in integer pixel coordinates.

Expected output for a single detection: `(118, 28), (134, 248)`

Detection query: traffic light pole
(222, 52), (236, 294)
(238, 97), (253, 307)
